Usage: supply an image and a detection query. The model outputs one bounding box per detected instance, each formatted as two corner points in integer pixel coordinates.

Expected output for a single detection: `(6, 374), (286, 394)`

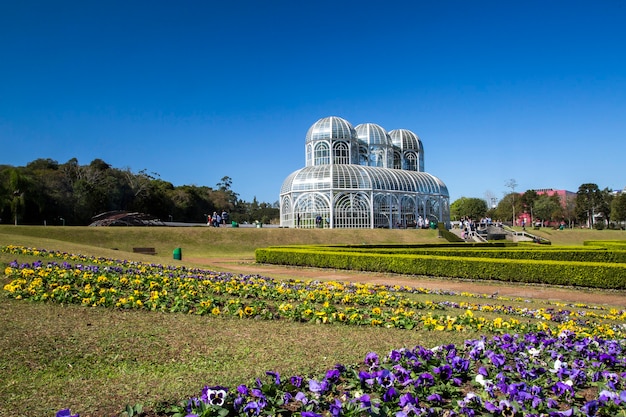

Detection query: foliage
(492, 193), (521, 225)
(575, 183), (613, 228)
(255, 244), (626, 290)
(450, 197), (488, 220)
(533, 193), (563, 224)
(519, 189), (538, 219)
(0, 159), (279, 225)
(611, 193), (626, 228)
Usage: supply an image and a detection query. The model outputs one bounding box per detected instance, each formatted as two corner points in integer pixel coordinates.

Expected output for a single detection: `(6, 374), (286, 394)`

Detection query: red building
(517, 188), (575, 227)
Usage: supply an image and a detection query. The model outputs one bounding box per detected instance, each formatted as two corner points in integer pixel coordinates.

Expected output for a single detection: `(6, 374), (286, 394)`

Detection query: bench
(133, 247), (156, 255)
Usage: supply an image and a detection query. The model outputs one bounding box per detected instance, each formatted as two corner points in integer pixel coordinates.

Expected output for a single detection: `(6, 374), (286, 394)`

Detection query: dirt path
(187, 257), (626, 307)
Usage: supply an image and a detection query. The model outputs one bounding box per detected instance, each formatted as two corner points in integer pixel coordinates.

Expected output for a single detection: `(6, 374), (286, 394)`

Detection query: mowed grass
(0, 225), (444, 261)
(1, 225), (626, 417)
(2, 296), (478, 417)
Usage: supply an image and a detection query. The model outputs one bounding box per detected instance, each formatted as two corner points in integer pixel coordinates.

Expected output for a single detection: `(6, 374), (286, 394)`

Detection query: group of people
(458, 216), (504, 239)
(207, 210), (229, 227)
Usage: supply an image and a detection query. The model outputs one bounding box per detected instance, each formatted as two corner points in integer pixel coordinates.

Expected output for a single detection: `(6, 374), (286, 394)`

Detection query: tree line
(0, 158), (279, 226)
(451, 183), (626, 229)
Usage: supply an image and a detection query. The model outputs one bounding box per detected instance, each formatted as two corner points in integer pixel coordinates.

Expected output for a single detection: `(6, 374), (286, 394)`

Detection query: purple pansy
(56, 410), (79, 417)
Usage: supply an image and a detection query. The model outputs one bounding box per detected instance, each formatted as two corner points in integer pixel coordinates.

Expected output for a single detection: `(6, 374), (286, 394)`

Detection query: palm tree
(8, 169), (27, 225)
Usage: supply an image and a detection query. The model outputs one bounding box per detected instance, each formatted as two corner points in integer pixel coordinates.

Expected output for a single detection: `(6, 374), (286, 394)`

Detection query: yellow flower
(21, 268), (35, 277)
(278, 303), (293, 312)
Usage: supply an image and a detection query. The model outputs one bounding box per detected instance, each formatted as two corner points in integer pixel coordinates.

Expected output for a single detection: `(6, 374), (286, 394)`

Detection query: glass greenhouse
(280, 116), (450, 229)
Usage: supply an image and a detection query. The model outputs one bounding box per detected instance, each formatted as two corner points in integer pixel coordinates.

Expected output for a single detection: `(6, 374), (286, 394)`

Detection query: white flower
(549, 359), (566, 373)
(475, 374), (492, 387)
(527, 347), (541, 357)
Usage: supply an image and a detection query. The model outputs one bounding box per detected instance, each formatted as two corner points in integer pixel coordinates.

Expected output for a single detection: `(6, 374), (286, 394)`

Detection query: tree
(533, 194), (562, 225)
(505, 179), (518, 225)
(563, 194), (577, 227)
(217, 176), (232, 191)
(493, 193), (519, 225)
(575, 184), (598, 227)
(7, 168), (29, 225)
(597, 188), (613, 227)
(610, 193), (626, 228)
(575, 183), (611, 228)
(519, 190), (538, 224)
(213, 176), (239, 210)
(450, 197), (488, 220)
(0, 159), (280, 225)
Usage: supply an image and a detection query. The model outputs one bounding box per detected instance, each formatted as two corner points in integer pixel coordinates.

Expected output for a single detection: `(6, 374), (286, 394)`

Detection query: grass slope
(0, 225), (444, 260)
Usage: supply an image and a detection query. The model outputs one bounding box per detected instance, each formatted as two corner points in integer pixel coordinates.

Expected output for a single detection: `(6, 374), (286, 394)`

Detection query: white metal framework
(280, 116), (450, 229)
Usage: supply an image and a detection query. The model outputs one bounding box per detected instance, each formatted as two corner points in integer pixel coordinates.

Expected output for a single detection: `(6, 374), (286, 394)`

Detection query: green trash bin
(429, 221), (437, 229)
(231, 221), (239, 228)
(173, 247), (182, 260)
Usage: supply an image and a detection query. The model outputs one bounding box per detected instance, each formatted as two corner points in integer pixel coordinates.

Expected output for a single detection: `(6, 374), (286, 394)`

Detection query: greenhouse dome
(355, 123), (394, 168)
(280, 116), (449, 229)
(389, 129), (425, 172)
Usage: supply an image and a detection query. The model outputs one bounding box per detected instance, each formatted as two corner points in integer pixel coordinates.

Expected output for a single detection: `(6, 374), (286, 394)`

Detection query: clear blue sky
(1, 1), (625, 205)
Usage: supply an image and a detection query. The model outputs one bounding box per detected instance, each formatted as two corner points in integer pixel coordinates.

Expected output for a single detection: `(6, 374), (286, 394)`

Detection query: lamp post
(505, 179), (517, 227)
(60, 217), (65, 226)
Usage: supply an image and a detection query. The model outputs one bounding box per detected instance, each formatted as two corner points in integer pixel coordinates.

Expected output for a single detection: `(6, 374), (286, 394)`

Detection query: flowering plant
(4, 246), (625, 416)
(170, 330), (626, 416)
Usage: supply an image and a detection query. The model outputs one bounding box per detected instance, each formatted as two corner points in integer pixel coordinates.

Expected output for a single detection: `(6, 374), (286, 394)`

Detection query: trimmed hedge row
(281, 245), (626, 264)
(255, 246), (626, 290)
(584, 240), (626, 249)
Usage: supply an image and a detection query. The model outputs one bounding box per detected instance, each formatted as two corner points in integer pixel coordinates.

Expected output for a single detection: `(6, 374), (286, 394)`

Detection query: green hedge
(584, 240), (626, 249)
(269, 244), (626, 263)
(255, 247), (626, 290)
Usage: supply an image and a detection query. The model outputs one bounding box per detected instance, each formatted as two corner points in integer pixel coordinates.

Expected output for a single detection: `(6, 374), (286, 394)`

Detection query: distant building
(534, 188), (576, 207)
(517, 188), (575, 226)
(279, 116), (450, 229)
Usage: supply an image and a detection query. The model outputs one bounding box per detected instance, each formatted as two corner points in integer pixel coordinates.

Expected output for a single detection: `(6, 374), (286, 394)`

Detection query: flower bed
(171, 330), (626, 417)
(2, 245), (626, 416)
(3, 245), (624, 337)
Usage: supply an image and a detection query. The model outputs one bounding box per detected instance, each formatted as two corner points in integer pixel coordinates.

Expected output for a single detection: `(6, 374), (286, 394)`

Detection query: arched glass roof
(281, 165), (449, 196)
(355, 123), (392, 146)
(389, 129), (422, 151)
(305, 116), (357, 144)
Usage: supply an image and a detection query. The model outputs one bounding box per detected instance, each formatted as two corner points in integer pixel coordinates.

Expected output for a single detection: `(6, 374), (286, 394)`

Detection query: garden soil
(188, 257), (626, 307)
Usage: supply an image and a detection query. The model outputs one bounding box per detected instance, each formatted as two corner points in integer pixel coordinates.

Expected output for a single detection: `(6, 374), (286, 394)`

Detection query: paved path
(187, 257), (626, 307)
